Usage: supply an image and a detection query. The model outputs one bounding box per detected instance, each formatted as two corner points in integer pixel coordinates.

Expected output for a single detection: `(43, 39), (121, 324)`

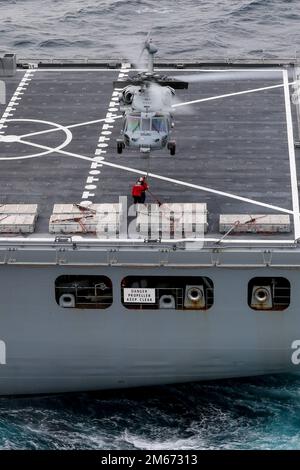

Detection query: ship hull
(0, 264), (298, 395)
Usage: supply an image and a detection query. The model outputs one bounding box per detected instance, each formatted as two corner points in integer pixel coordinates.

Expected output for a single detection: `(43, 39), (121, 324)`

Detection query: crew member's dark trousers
(133, 193), (146, 204)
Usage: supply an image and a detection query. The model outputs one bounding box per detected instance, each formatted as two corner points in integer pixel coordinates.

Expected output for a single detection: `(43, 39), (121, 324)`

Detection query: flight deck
(0, 62), (299, 245)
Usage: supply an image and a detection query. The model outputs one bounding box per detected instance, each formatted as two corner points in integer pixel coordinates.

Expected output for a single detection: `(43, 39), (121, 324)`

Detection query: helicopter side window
(141, 118), (151, 132)
(152, 118), (167, 133)
(126, 116), (140, 133)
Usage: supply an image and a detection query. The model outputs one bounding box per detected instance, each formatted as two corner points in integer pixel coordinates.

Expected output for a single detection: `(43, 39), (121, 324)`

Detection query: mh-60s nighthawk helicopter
(113, 34), (283, 157)
(114, 35), (189, 156)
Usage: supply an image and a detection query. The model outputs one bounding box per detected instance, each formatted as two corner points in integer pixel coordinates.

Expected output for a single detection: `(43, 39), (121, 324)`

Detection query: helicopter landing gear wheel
(167, 141), (176, 156)
(117, 142), (124, 154)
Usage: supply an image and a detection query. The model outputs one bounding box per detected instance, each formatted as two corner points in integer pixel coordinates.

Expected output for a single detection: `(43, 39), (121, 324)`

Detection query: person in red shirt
(132, 176), (149, 204)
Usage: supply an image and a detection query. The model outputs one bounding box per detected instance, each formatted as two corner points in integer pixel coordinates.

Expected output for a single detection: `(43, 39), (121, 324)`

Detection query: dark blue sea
(1, 375), (300, 449)
(1, 0), (300, 450)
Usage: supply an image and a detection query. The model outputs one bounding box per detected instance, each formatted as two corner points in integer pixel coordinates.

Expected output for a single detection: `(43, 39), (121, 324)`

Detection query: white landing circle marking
(0, 118), (72, 160)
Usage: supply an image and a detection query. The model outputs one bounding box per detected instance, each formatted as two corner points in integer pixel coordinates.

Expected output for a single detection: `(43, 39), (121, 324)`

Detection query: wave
(233, 0), (275, 15)
(0, 375), (300, 449)
(76, 0), (158, 16)
(38, 39), (93, 49)
(13, 40), (36, 47)
(1, 0), (300, 59)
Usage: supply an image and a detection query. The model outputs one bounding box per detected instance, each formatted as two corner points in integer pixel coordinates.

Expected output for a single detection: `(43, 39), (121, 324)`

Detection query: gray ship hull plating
(0, 249), (299, 395)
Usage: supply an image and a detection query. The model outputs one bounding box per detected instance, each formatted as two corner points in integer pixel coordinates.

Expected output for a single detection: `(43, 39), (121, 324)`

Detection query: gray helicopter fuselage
(118, 83), (175, 152)
(121, 111), (171, 151)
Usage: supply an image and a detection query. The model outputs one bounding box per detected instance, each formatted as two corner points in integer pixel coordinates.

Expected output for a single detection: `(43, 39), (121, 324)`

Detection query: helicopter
(114, 35), (188, 156)
(113, 34), (284, 157)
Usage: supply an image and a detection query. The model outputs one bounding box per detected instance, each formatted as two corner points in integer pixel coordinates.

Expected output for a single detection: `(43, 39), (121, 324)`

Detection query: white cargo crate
(0, 204), (38, 233)
(0, 214), (36, 233)
(219, 214), (291, 233)
(49, 205), (122, 235)
(0, 204), (38, 215)
(136, 203), (208, 235)
(52, 203), (122, 215)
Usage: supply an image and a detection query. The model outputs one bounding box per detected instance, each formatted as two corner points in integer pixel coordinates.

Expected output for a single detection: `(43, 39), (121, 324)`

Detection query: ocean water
(1, 375), (300, 450)
(1, 0), (300, 450)
(0, 0), (300, 60)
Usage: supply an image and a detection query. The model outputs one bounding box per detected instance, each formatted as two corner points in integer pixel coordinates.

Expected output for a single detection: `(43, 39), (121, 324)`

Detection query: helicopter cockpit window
(126, 116), (140, 133)
(152, 118), (167, 133)
(141, 118), (151, 131)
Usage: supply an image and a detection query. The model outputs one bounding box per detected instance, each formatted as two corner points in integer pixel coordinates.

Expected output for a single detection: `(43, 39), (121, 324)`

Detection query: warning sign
(124, 288), (156, 304)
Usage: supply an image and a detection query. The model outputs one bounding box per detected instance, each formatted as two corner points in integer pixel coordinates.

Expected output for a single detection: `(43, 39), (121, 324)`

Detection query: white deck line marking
(173, 82), (294, 109)
(18, 138), (295, 217)
(174, 82), (297, 109)
(80, 64), (128, 202)
(33, 68), (281, 73)
(17, 83), (294, 141)
(283, 69), (300, 239)
(0, 234), (295, 245)
(19, 116), (123, 140)
(163, 237), (296, 245)
(0, 70), (36, 134)
(1, 118), (72, 160)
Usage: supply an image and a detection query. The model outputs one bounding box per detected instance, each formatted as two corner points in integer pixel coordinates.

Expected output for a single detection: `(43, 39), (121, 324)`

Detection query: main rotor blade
(113, 78), (189, 89)
(170, 69), (285, 83)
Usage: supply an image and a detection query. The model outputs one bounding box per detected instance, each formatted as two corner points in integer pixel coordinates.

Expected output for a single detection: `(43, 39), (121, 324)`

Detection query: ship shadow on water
(0, 374), (300, 450)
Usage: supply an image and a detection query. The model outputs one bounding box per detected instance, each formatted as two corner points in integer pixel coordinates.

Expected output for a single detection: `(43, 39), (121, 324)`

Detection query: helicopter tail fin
(138, 27), (153, 62)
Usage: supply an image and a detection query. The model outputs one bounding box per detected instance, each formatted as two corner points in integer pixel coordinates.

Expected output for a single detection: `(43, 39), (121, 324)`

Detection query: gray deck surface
(0, 66), (297, 239)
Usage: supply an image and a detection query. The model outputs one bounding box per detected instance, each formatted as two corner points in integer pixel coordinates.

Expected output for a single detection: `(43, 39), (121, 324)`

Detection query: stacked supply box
(49, 203), (123, 237)
(0, 204), (38, 233)
(136, 203), (208, 238)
